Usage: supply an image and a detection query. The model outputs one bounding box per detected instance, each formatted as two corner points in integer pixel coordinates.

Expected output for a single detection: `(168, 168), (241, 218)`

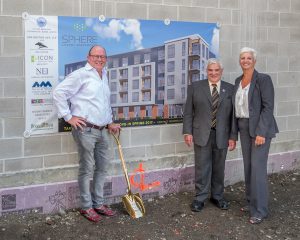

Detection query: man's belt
(85, 122), (106, 130)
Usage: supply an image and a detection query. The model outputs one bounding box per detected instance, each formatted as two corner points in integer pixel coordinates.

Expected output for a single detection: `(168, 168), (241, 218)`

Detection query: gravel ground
(0, 169), (299, 240)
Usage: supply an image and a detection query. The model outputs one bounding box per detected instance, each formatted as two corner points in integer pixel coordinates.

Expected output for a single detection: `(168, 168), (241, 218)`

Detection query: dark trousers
(194, 129), (228, 202)
(238, 118), (271, 218)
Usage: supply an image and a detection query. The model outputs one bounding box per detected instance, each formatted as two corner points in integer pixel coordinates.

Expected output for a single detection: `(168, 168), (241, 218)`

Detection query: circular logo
(36, 17), (47, 28)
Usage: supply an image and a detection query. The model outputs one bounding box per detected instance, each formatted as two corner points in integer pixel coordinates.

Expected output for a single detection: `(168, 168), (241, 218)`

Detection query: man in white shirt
(53, 45), (120, 222)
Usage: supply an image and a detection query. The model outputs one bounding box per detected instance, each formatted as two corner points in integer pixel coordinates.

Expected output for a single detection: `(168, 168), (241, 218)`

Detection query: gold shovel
(111, 132), (146, 219)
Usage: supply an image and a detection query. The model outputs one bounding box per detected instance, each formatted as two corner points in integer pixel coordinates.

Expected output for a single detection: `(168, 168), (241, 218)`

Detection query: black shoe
(210, 198), (229, 210)
(191, 200), (204, 212)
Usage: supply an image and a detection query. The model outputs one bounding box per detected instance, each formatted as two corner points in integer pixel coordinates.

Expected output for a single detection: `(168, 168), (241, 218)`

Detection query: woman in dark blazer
(233, 47), (279, 224)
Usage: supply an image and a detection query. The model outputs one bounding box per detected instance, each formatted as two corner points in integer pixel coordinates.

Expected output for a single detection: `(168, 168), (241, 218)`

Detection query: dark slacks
(194, 129), (228, 202)
(238, 118), (271, 218)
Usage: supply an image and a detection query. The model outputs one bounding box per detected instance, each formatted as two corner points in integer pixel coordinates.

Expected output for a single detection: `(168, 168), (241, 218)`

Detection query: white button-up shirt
(53, 63), (112, 126)
(235, 81), (250, 118)
(208, 80), (221, 95)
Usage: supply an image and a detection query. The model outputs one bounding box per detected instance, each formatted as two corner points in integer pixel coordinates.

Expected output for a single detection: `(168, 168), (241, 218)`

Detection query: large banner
(25, 15), (219, 135)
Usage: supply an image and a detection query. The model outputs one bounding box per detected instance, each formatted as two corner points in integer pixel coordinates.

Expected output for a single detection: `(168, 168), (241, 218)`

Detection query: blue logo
(32, 81), (52, 88)
(36, 17), (47, 28)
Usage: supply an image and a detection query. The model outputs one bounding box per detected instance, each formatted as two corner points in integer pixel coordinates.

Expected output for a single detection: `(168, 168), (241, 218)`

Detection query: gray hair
(240, 47), (257, 61)
(206, 58), (223, 70)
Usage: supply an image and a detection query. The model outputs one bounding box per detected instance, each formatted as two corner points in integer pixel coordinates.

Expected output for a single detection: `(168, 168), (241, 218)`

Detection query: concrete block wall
(1, 0), (300, 214)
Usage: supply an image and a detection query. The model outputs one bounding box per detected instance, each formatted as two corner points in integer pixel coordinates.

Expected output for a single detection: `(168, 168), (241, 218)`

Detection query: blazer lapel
(248, 70), (258, 103)
(203, 79), (212, 104)
(218, 81), (226, 107)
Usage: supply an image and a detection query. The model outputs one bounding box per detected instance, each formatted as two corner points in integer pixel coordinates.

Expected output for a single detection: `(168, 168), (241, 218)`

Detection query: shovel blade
(122, 192), (145, 219)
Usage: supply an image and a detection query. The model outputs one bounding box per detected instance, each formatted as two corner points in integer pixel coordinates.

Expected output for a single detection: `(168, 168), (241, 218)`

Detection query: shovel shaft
(112, 133), (131, 191)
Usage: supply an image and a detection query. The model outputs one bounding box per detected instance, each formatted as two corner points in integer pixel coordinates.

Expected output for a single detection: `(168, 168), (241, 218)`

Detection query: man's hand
(108, 123), (121, 134)
(67, 116), (86, 130)
(228, 139), (236, 151)
(255, 135), (265, 146)
(184, 134), (193, 147)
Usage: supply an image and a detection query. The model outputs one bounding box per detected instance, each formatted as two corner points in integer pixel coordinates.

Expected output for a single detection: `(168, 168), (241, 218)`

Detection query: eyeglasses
(89, 55), (107, 60)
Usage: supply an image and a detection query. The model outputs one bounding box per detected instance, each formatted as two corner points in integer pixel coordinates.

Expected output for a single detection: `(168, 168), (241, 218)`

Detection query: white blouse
(235, 82), (250, 118)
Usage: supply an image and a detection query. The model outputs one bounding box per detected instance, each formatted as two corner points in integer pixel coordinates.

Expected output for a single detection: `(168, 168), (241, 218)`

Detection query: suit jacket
(183, 79), (237, 149)
(233, 69), (279, 138)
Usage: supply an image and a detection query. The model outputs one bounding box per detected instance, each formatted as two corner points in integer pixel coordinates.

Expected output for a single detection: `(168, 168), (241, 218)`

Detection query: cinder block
(279, 43), (300, 57)
(81, 1), (105, 17)
(131, 127), (160, 146)
(133, 0), (162, 3)
(277, 86), (300, 101)
(232, 10), (240, 25)
(146, 143), (175, 157)
(0, 167), (78, 188)
(175, 142), (193, 154)
(280, 13), (300, 28)
(44, 153), (78, 168)
(290, 56), (300, 71)
(161, 124), (182, 144)
(220, 25), (241, 42)
(5, 157), (43, 172)
(266, 57), (289, 72)
(191, 0), (218, 7)
(104, 2), (114, 18)
(2, 0), (42, 15)
(61, 134), (77, 153)
(278, 72), (300, 87)
(0, 139), (23, 159)
(205, 8), (232, 25)
(149, 4), (177, 20)
(254, 56), (267, 73)
(24, 135), (62, 156)
(268, 28), (290, 43)
(287, 116), (300, 130)
(0, 160), (3, 173)
(220, 0), (239, 9)
(0, 57), (23, 77)
(0, 98), (23, 118)
(219, 41), (232, 57)
(275, 116), (287, 131)
(4, 78), (24, 97)
(221, 56), (241, 72)
(0, 79), (3, 97)
(164, 0), (192, 5)
(257, 42), (278, 56)
(269, 140), (300, 154)
(116, 3), (148, 19)
(179, 6), (205, 22)
(291, 0), (300, 13)
(117, 145), (145, 160)
(4, 118), (25, 137)
(0, 16), (22, 36)
(257, 12), (279, 27)
(277, 102), (299, 116)
(274, 131), (298, 143)
(44, 0), (80, 16)
(2, 37), (25, 57)
(290, 28), (300, 42)
(0, 120), (3, 138)
(269, 0), (290, 12)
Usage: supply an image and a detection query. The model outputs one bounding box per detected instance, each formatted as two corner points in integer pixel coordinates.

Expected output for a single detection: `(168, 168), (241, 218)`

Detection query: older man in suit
(183, 58), (237, 212)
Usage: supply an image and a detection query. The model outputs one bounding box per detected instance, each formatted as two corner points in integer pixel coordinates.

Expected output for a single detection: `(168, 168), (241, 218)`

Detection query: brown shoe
(80, 208), (101, 222)
(94, 205), (116, 217)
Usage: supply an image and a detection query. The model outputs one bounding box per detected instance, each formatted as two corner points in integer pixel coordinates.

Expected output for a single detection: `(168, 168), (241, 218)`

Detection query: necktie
(211, 84), (219, 128)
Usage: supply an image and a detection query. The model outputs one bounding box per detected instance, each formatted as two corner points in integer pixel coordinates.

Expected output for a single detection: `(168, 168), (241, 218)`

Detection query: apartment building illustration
(63, 34), (212, 123)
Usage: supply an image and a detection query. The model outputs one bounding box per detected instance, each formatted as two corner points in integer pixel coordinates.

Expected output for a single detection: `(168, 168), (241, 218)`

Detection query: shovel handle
(111, 132), (132, 192)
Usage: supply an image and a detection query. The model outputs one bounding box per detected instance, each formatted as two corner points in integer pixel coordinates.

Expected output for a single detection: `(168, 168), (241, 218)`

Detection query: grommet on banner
(216, 22), (221, 28)
(22, 12), (30, 20)
(23, 130), (31, 138)
(99, 15), (105, 22)
(164, 18), (170, 26)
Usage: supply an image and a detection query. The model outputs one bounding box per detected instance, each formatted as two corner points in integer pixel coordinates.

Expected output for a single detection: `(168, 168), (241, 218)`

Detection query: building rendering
(64, 34), (212, 122)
